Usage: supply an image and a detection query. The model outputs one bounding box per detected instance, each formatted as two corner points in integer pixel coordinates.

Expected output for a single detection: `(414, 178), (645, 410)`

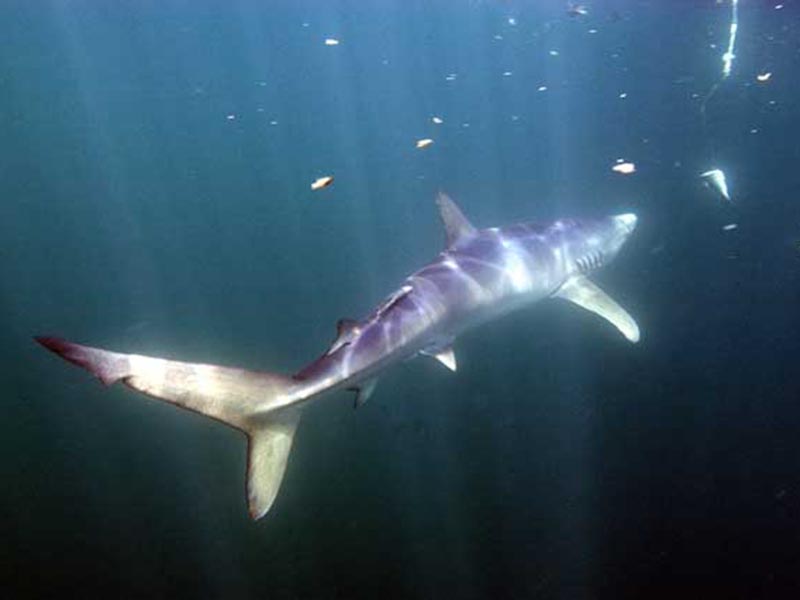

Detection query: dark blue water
(2, 1), (800, 598)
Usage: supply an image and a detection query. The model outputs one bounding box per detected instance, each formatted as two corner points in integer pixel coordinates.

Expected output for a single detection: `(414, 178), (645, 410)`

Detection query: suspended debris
(612, 160), (636, 175)
(721, 0), (739, 78)
(431, 116), (443, 124)
(701, 169), (731, 202)
(324, 38), (340, 46)
(567, 3), (589, 17)
(311, 176), (334, 191)
(722, 223), (738, 231)
(756, 72), (772, 82)
(416, 138), (434, 149)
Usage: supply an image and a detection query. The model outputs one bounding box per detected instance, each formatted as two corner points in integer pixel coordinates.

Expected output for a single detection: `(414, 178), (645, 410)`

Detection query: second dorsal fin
(436, 192), (476, 248)
(336, 318), (359, 338)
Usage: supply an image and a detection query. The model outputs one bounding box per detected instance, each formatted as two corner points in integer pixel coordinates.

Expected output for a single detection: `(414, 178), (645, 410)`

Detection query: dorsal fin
(336, 318), (359, 338)
(436, 192), (476, 247)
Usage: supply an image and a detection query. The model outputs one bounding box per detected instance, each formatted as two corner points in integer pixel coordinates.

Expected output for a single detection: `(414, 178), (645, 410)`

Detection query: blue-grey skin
(287, 194), (638, 408)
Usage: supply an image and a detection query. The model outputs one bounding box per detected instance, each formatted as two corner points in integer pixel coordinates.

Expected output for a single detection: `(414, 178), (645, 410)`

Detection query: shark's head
(564, 213), (638, 275)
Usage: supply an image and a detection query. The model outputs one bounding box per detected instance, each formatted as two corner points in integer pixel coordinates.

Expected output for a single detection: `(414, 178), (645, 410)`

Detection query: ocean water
(2, 1), (800, 598)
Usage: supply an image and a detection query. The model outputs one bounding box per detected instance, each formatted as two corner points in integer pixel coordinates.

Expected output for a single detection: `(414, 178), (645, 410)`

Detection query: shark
(36, 193), (640, 520)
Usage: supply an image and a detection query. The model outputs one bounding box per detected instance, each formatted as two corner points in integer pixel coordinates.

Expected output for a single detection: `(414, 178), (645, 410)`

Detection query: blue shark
(36, 193), (639, 519)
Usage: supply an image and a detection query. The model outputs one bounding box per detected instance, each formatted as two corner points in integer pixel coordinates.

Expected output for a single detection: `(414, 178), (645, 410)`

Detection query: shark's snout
(614, 213), (638, 234)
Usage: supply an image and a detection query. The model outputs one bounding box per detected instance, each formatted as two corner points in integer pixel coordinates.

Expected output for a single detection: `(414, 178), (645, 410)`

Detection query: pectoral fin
(555, 277), (640, 343)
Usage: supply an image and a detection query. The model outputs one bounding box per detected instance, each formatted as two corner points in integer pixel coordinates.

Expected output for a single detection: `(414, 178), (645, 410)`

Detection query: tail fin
(35, 336), (301, 519)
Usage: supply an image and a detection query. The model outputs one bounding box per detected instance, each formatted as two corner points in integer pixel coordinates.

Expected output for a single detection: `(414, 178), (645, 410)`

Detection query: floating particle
(721, 0), (738, 78)
(416, 138), (434, 149)
(445, 73), (457, 81)
(510, 115), (519, 121)
(537, 85), (548, 92)
(750, 128), (759, 134)
(508, 17), (517, 26)
(775, 4), (784, 9)
(302, 22), (309, 28)
(722, 223), (738, 231)
(255, 81), (267, 87)
(269, 120), (278, 126)
(588, 28), (598, 34)
(701, 169), (731, 202)
(612, 161), (636, 175)
(226, 114), (236, 120)
(503, 71), (513, 77)
(431, 116), (443, 124)
(567, 3), (589, 17)
(619, 92), (628, 99)
(757, 72), (772, 82)
(256, 107), (265, 113)
(494, 34), (504, 41)
(461, 122), (470, 128)
(549, 49), (560, 56)
(324, 38), (340, 46)
(311, 176), (334, 191)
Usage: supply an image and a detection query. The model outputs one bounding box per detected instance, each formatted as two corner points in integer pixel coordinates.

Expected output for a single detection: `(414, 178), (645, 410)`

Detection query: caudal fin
(35, 336), (302, 519)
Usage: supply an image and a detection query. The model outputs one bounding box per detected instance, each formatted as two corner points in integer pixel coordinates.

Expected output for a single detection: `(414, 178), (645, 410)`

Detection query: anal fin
(348, 378), (378, 409)
(555, 276), (640, 343)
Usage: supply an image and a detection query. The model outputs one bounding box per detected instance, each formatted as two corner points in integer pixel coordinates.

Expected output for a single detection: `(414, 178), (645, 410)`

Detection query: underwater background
(2, 1), (800, 598)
